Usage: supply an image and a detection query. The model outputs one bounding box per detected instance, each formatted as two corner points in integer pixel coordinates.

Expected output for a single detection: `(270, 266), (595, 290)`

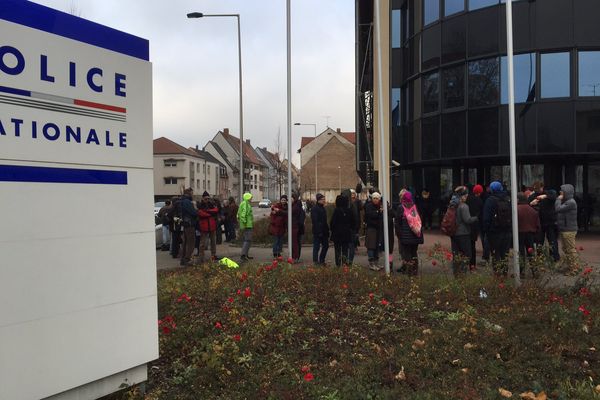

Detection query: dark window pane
(467, 7), (498, 57)
(468, 108), (498, 156)
(536, 0), (573, 49)
(468, 58), (499, 107)
(537, 102), (574, 153)
(445, 0), (464, 16)
(423, 72), (440, 113)
(442, 111), (466, 157)
(422, 117), (440, 160)
(499, 1), (536, 53)
(541, 52), (570, 99)
(500, 104), (537, 155)
(500, 53), (536, 104)
(443, 65), (465, 109)
(576, 102), (600, 152)
(422, 25), (440, 70)
(441, 15), (466, 63)
(579, 52), (600, 97)
(424, 0), (440, 25)
(392, 9), (401, 48)
(469, 0), (498, 11)
(575, 0), (600, 47)
(392, 88), (401, 126)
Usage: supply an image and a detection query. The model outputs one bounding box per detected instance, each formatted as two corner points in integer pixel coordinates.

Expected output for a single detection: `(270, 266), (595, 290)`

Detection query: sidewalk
(156, 230), (599, 287)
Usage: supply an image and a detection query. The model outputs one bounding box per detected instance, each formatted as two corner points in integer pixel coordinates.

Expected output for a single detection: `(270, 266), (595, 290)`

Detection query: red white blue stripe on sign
(0, 165), (128, 185)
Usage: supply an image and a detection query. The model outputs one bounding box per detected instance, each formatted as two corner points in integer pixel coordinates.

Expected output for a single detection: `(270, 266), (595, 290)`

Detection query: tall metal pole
(286, 0), (293, 259)
(186, 13), (244, 204)
(313, 124), (318, 194)
(505, 0), (521, 286)
(373, 0), (391, 275)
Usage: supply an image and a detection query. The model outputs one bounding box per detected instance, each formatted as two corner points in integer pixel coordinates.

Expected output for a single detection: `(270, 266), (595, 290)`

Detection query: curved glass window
(442, 111), (466, 157)
(422, 25), (441, 70)
(422, 116), (440, 159)
(392, 88), (401, 126)
(445, 0), (464, 16)
(424, 0), (440, 26)
(468, 108), (498, 155)
(392, 9), (402, 48)
(541, 52), (570, 98)
(469, 0), (498, 11)
(443, 65), (465, 109)
(579, 51), (600, 97)
(500, 53), (536, 104)
(468, 58), (499, 107)
(442, 15), (466, 63)
(423, 72), (440, 113)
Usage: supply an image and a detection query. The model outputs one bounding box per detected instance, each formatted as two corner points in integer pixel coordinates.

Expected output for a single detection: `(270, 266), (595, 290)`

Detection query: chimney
(195, 145), (199, 150)
(336, 128), (341, 133)
(263, 147), (267, 151)
(223, 128), (229, 135)
(245, 139), (251, 145)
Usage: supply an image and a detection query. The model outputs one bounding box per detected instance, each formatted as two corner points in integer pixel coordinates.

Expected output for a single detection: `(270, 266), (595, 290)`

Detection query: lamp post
(187, 12), (245, 205)
(338, 165), (341, 193)
(294, 122), (318, 194)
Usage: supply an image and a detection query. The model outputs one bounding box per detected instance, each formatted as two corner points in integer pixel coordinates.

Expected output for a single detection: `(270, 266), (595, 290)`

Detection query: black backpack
(492, 196), (512, 229)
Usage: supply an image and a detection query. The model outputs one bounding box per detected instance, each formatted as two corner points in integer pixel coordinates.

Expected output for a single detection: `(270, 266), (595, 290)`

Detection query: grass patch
(107, 262), (600, 399)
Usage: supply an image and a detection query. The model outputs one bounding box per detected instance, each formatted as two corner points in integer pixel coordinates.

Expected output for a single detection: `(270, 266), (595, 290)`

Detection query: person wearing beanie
(311, 193), (329, 265)
(517, 192), (541, 277)
(555, 184), (579, 272)
(364, 192), (383, 271)
(482, 181), (512, 274)
(451, 186), (478, 276)
(237, 193), (254, 262)
(269, 195), (288, 258)
(528, 182), (560, 263)
(395, 191), (424, 275)
(466, 184), (484, 267)
(417, 188), (433, 230)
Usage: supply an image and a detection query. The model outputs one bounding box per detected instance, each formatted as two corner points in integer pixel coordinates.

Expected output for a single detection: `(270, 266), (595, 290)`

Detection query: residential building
(205, 128), (268, 201)
(357, 0), (600, 228)
(299, 127), (362, 202)
(153, 137), (225, 201)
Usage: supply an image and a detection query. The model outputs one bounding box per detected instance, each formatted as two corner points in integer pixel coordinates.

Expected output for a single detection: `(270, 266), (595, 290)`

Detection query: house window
(208, 180), (211, 191)
(197, 179), (200, 188)
(164, 160), (177, 167)
(207, 165), (211, 174)
(164, 177), (177, 184)
(197, 164), (200, 172)
(203, 164), (206, 173)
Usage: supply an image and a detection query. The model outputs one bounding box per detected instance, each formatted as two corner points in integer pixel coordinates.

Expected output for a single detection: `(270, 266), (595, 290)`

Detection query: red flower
(222, 305), (230, 313)
(215, 321), (223, 329)
(233, 334), (241, 342)
(369, 293), (374, 300)
(176, 293), (191, 303)
(162, 326), (171, 335)
(444, 251), (453, 261)
(343, 265), (349, 273)
(527, 247), (534, 255)
(265, 265), (273, 271)
(228, 297), (234, 303)
(498, 282), (505, 289)
(578, 305), (591, 316)
(579, 287), (590, 297)
(277, 256), (284, 261)
(301, 365), (310, 373)
(243, 287), (252, 298)
(272, 260), (278, 267)
(303, 372), (314, 382)
(237, 289), (241, 295)
(583, 267), (593, 276)
(381, 299), (389, 306)
(578, 246), (584, 251)
(341, 283), (348, 289)
(287, 257), (294, 264)
(432, 260), (437, 266)
(159, 316), (176, 334)
(240, 272), (248, 282)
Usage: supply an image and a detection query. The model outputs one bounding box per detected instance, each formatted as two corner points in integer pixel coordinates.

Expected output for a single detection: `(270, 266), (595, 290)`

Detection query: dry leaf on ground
(498, 388), (513, 398)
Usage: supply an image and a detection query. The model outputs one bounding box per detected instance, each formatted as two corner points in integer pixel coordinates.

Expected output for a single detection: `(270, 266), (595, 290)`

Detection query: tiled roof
(188, 147), (224, 167)
(221, 131), (267, 167)
(256, 147), (282, 168)
(153, 137), (198, 157)
(300, 131), (356, 149)
(207, 142), (236, 170)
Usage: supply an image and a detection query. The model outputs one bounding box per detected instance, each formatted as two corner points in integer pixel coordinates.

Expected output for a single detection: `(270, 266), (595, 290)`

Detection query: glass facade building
(356, 0), (600, 230)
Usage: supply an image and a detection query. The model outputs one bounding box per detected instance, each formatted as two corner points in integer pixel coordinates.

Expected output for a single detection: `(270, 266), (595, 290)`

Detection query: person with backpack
(330, 195), (355, 267)
(179, 188), (198, 267)
(450, 186), (478, 276)
(291, 193), (305, 262)
(482, 181), (512, 274)
(311, 193), (329, 265)
(269, 195), (288, 259)
(395, 191), (423, 275)
(555, 184), (579, 273)
(466, 184), (484, 267)
(157, 200), (172, 251)
(237, 192), (254, 262)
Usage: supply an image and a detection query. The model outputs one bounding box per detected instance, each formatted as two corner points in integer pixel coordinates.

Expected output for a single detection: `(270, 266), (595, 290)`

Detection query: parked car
(258, 199), (272, 208)
(154, 201), (166, 217)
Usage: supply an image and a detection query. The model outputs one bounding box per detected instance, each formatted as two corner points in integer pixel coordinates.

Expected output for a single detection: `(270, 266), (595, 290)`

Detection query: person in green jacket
(237, 192), (254, 261)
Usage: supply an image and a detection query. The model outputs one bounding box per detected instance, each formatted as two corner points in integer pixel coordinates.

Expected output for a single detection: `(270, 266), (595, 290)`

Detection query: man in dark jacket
(517, 192), (541, 277)
(157, 200), (172, 251)
(180, 188), (197, 266)
(555, 184), (579, 272)
(482, 181), (512, 273)
(269, 195), (288, 259)
(348, 189), (362, 264)
(311, 193), (329, 264)
(529, 182), (560, 262)
(330, 195), (355, 267)
(291, 193), (304, 262)
(224, 197), (238, 242)
(364, 192), (383, 271)
(197, 191), (219, 263)
(466, 184), (484, 267)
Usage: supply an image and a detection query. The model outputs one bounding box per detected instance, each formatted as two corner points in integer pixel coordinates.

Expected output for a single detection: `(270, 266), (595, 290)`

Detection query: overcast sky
(31, 0), (356, 162)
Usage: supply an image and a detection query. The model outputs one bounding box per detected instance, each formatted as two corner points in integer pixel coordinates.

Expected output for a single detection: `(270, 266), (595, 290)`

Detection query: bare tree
(273, 128), (287, 198)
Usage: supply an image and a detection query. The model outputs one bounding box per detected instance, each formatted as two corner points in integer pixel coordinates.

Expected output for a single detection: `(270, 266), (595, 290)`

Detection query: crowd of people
(157, 179), (583, 276)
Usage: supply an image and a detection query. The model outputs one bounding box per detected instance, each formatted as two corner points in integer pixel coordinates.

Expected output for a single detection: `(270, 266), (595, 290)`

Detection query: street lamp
(187, 12), (245, 205)
(294, 122), (318, 194)
(338, 165), (341, 193)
